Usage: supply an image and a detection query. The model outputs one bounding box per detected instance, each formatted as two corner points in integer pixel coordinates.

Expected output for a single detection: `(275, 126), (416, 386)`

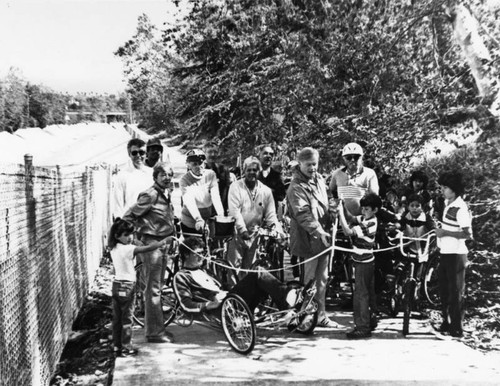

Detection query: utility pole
(127, 94), (134, 124)
(26, 93), (30, 128)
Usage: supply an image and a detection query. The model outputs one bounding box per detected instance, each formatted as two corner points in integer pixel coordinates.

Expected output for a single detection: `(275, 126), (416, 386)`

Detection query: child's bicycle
(386, 231), (438, 335)
(326, 230), (354, 305)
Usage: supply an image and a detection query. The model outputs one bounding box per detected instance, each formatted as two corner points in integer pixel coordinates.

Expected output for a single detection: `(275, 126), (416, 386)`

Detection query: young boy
(398, 193), (435, 255)
(338, 193), (382, 339)
(435, 172), (472, 338)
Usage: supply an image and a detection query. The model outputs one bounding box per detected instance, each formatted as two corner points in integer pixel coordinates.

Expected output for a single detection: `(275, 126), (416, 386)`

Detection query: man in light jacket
(228, 156), (283, 278)
(287, 147), (338, 327)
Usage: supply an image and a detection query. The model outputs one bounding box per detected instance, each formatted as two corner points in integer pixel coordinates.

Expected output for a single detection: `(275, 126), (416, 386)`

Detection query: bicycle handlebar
(387, 231), (436, 259)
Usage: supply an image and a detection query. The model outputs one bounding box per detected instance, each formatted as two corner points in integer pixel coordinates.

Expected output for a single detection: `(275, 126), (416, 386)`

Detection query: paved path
(113, 309), (500, 385)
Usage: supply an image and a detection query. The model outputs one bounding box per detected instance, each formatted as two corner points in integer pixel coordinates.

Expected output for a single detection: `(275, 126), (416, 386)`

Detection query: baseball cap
(147, 138), (163, 149)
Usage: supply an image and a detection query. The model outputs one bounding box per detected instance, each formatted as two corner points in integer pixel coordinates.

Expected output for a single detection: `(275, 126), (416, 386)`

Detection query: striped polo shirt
(351, 215), (378, 263)
(437, 196), (472, 254)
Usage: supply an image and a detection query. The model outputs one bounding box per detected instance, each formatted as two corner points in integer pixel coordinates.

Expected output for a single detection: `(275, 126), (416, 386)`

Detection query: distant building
(64, 111), (129, 125)
(105, 112), (128, 124)
(65, 111), (95, 124)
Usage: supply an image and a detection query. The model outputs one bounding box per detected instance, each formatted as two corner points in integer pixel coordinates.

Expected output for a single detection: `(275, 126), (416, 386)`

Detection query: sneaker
(120, 346), (139, 356)
(438, 321), (450, 333)
(317, 316), (341, 328)
(450, 330), (463, 338)
(346, 329), (372, 339)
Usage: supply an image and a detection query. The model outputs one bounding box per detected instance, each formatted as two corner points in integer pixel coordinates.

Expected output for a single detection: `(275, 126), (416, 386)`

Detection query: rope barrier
(173, 230), (436, 275)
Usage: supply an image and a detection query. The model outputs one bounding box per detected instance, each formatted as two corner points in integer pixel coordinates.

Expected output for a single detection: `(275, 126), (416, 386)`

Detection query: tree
(115, 14), (183, 133)
(0, 68), (27, 132)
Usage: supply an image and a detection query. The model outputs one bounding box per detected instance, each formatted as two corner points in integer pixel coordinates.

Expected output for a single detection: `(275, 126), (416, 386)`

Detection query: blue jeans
(141, 235), (169, 339)
(112, 280), (135, 349)
(353, 261), (376, 332)
(438, 253), (467, 334)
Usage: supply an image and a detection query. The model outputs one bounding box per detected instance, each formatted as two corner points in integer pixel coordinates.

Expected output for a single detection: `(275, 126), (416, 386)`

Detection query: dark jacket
(206, 162), (231, 214)
(258, 168), (286, 208)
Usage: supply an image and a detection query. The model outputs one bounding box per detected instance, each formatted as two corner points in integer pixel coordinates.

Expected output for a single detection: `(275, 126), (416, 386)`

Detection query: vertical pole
(24, 153), (39, 384)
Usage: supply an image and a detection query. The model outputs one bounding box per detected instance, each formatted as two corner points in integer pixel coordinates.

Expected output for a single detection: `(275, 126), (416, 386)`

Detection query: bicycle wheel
(388, 273), (404, 317)
(287, 299), (319, 334)
(402, 280), (415, 336)
(423, 254), (440, 306)
(221, 293), (256, 355)
(161, 286), (178, 327)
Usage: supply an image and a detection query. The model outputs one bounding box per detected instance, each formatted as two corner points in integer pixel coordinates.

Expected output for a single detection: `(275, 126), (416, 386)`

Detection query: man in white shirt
(329, 142), (379, 216)
(228, 156), (283, 278)
(180, 149), (224, 234)
(112, 138), (153, 219)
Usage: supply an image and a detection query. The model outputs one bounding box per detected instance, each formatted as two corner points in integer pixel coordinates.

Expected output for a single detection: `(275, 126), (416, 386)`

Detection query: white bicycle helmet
(341, 142), (363, 156)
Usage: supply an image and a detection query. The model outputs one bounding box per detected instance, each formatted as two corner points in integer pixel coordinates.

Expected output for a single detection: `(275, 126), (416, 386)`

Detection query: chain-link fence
(0, 155), (112, 386)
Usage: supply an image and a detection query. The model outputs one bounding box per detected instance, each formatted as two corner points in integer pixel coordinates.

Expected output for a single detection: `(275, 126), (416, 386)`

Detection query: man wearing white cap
(329, 142), (379, 216)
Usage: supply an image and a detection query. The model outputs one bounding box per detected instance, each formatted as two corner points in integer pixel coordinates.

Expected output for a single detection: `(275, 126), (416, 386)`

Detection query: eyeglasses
(131, 150), (146, 156)
(245, 168), (259, 172)
(148, 147), (163, 152)
(344, 155), (360, 161)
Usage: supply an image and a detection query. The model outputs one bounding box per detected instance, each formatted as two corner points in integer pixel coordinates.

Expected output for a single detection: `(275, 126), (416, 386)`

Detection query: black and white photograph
(0, 0), (499, 385)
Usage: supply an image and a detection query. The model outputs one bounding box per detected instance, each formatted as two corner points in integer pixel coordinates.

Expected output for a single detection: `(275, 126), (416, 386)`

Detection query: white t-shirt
(437, 196), (472, 254)
(110, 243), (136, 282)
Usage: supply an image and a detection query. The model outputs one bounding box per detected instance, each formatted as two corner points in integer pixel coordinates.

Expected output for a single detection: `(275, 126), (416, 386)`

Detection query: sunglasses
(131, 150), (146, 156)
(344, 155), (360, 161)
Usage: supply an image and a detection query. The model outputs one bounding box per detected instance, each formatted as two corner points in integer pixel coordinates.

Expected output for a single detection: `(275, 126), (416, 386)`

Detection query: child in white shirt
(108, 218), (170, 356)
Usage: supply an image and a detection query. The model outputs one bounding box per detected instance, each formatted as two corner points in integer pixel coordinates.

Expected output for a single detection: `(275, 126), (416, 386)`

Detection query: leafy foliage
(115, 14), (183, 133)
(0, 68), (130, 131)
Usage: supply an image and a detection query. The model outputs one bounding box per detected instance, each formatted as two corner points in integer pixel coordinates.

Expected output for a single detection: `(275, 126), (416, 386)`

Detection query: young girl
(108, 218), (169, 356)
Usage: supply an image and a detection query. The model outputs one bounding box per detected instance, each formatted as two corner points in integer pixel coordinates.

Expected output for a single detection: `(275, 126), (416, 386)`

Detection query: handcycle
(132, 216), (239, 327)
(170, 273), (319, 355)
(386, 231), (439, 335)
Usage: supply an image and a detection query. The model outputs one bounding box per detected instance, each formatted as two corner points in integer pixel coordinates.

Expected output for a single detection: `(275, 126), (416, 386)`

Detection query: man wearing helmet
(329, 142), (379, 216)
(180, 149), (225, 234)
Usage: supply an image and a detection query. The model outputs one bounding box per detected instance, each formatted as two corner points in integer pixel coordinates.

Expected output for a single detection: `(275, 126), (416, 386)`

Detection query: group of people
(107, 136), (472, 356)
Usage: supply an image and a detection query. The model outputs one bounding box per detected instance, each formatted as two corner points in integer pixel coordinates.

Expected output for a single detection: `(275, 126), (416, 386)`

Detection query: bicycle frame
(251, 225), (285, 280)
(388, 231), (437, 335)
